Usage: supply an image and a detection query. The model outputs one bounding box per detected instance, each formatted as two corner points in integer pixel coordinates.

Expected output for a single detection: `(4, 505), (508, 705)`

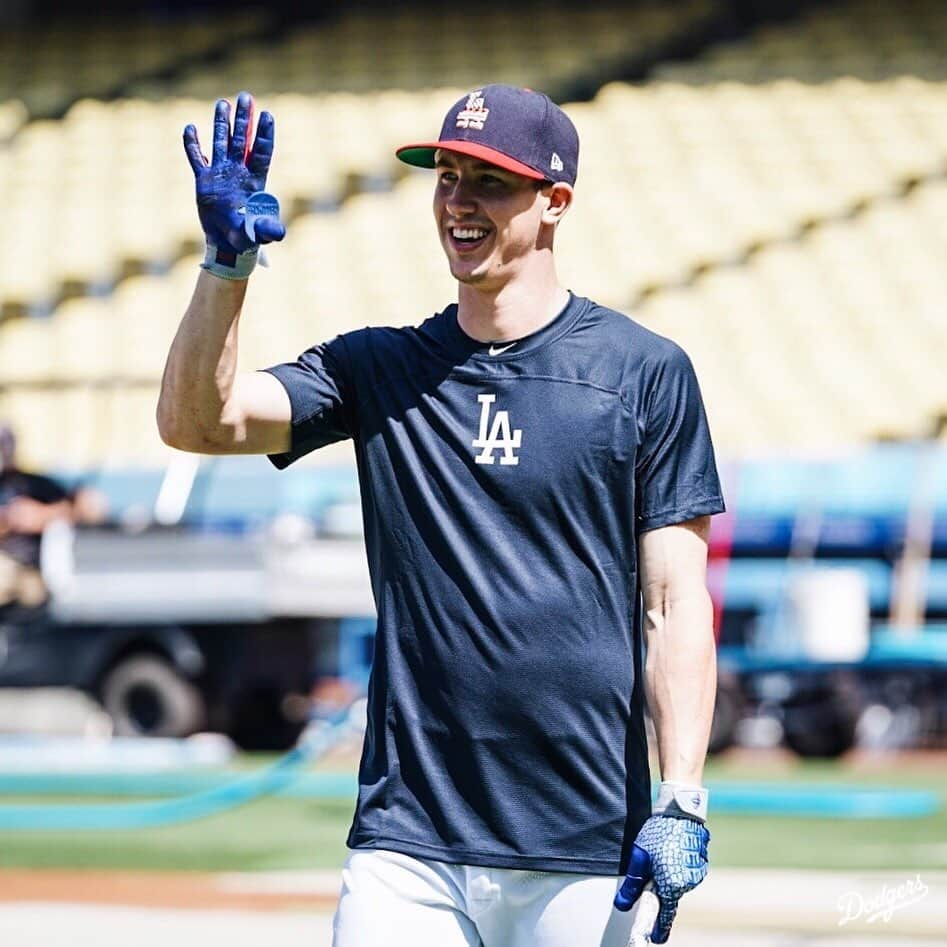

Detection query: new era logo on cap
(395, 83), (579, 187)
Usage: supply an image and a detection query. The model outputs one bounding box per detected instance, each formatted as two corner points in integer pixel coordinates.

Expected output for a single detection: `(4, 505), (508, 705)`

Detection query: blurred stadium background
(0, 0), (945, 944)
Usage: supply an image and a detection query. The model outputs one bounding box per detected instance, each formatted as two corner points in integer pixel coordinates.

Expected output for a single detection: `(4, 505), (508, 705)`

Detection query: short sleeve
(262, 334), (357, 469)
(635, 343), (726, 532)
(27, 473), (69, 504)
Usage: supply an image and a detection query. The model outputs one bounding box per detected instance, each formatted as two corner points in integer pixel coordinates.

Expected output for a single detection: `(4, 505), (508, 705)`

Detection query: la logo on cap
(456, 90), (489, 130)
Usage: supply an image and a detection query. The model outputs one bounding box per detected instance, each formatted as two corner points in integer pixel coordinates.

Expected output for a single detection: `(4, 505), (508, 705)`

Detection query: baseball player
(162, 84), (724, 946)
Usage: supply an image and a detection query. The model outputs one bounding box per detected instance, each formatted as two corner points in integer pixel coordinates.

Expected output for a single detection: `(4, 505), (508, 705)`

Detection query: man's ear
(541, 182), (573, 226)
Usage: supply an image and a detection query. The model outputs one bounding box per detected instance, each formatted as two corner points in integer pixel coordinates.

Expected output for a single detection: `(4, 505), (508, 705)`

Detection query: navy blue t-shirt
(264, 293), (725, 875)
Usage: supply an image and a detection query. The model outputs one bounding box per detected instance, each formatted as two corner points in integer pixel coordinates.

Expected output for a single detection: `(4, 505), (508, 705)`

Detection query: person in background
(0, 423), (79, 611)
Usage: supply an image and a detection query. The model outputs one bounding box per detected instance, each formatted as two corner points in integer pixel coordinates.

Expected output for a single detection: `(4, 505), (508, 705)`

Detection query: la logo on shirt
(472, 393), (522, 465)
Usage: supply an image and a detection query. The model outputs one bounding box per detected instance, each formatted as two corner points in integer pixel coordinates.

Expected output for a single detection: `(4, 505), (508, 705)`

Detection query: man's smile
(446, 225), (492, 253)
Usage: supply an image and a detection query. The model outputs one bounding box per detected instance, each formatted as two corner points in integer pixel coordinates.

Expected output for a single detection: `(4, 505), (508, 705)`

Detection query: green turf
(702, 754), (947, 870)
(0, 795), (354, 872)
(0, 754), (943, 872)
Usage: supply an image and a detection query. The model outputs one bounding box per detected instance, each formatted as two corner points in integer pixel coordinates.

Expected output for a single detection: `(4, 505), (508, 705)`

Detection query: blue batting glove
(614, 782), (710, 943)
(182, 90), (285, 280)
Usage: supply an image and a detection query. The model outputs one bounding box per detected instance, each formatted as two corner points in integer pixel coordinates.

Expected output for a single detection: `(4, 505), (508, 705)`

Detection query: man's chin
(449, 263), (487, 285)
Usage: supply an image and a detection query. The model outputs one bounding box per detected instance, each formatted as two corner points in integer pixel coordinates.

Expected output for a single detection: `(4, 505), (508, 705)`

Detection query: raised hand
(183, 91), (285, 278)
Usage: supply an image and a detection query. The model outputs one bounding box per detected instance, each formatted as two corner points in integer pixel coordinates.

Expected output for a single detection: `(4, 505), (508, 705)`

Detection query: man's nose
(445, 181), (477, 215)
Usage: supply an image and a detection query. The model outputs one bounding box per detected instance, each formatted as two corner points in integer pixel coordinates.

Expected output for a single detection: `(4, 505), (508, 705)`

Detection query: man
(161, 85), (724, 946)
(0, 423), (76, 611)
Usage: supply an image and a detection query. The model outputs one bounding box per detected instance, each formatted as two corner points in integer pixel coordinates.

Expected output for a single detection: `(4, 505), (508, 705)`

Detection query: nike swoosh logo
(488, 342), (517, 355)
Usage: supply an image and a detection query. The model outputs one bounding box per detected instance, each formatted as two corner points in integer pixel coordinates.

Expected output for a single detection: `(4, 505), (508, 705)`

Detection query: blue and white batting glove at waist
(614, 781), (710, 944)
(182, 90), (286, 280)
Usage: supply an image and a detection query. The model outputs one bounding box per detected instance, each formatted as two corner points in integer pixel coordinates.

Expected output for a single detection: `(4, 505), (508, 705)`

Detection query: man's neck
(456, 279), (570, 344)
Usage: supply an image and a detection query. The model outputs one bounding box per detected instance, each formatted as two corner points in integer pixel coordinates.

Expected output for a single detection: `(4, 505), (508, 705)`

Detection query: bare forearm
(37, 499), (75, 531)
(157, 271), (248, 451)
(644, 587), (716, 785)
(0, 498), (73, 535)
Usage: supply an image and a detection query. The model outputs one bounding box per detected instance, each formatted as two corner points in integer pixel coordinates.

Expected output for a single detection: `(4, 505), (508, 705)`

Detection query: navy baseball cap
(396, 84), (579, 187)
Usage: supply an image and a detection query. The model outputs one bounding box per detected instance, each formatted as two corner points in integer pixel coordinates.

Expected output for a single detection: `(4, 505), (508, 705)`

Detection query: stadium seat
(0, 10), (275, 120)
(3, 0), (947, 463)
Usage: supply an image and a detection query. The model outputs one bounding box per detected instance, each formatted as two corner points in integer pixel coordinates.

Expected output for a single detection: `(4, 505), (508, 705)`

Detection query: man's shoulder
(578, 297), (693, 367)
(338, 307), (452, 350)
(333, 307), (456, 372)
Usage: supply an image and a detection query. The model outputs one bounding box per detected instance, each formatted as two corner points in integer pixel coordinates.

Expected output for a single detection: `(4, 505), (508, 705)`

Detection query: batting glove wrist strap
(201, 242), (259, 280)
(653, 780), (709, 823)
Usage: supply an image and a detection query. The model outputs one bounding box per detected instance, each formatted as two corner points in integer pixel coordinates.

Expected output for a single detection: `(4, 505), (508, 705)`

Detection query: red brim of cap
(395, 140), (546, 180)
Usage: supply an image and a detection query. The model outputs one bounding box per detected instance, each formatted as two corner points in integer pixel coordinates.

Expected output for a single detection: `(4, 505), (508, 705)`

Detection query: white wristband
(201, 242), (259, 280)
(653, 780), (708, 822)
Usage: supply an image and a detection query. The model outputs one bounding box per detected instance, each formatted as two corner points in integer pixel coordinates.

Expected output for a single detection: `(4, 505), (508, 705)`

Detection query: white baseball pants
(331, 848), (641, 947)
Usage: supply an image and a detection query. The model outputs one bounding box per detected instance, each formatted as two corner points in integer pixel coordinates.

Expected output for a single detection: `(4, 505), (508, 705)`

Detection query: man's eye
(481, 175), (504, 186)
(438, 172), (457, 184)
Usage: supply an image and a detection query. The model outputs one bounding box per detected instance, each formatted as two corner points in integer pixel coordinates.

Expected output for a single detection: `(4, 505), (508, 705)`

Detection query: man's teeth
(452, 228), (488, 240)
